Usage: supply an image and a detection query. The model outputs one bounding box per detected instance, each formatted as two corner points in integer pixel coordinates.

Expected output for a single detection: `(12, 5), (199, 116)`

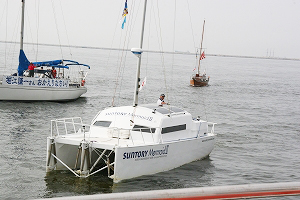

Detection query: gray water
(0, 46), (299, 199)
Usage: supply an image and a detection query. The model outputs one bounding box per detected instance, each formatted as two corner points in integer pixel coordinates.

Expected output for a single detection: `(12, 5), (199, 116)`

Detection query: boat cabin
(89, 104), (208, 146)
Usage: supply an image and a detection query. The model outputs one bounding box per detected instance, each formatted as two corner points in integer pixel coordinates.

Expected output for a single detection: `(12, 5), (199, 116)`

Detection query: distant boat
(46, 0), (216, 182)
(0, 0), (90, 101)
(190, 20), (209, 87)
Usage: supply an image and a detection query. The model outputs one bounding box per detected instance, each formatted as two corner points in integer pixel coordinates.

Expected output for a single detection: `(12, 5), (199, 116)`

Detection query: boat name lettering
(123, 145), (169, 160)
(123, 150), (148, 159)
(148, 145), (169, 157)
(2, 76), (69, 88)
(105, 112), (153, 121)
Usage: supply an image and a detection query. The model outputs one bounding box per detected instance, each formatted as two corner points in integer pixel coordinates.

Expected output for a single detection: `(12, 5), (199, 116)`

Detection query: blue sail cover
(17, 51), (89, 75)
(34, 60), (63, 67)
(18, 50), (30, 76)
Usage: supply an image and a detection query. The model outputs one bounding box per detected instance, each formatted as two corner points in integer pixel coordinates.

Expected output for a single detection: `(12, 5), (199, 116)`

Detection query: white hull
(0, 84), (86, 101)
(113, 136), (215, 182)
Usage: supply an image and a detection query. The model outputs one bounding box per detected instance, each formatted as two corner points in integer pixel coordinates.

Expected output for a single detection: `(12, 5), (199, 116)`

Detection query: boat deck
(54, 133), (152, 150)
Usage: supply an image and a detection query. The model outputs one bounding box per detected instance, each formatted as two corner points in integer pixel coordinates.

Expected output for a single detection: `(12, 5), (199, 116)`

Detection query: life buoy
(81, 80), (85, 86)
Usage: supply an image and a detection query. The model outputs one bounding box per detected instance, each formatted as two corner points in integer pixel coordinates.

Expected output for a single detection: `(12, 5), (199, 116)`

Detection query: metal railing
(50, 118), (158, 145)
(207, 122), (217, 135)
(50, 117), (90, 137)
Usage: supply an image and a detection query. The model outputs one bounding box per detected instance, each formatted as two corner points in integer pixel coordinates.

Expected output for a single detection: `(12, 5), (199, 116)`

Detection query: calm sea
(0, 45), (299, 199)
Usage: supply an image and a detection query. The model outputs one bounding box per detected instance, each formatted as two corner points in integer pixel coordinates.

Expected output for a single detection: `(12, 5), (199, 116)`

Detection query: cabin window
(93, 121), (111, 127)
(132, 125), (156, 133)
(161, 124), (186, 134)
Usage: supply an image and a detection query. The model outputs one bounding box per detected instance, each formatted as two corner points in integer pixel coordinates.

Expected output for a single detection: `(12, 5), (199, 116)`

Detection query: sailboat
(46, 0), (216, 182)
(190, 20), (209, 87)
(0, 0), (90, 101)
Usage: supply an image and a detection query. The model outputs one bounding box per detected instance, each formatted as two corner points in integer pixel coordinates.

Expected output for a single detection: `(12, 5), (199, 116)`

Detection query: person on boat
(157, 94), (167, 106)
(51, 67), (57, 78)
(28, 62), (35, 77)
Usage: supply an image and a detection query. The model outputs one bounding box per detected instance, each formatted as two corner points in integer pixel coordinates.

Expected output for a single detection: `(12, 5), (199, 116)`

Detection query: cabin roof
(138, 104), (186, 115)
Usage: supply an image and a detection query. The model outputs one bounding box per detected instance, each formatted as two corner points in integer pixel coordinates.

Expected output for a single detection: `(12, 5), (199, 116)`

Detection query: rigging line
(25, 5), (36, 56)
(112, 0), (137, 106)
(155, 0), (169, 106)
(186, 0), (196, 54)
(170, 0), (177, 102)
(51, 0), (64, 59)
(2, 0), (8, 69)
(112, 19), (127, 106)
(142, 1), (154, 104)
(8, 3), (21, 73)
(114, 0), (139, 107)
(108, 3), (126, 106)
(35, 0), (40, 62)
(119, 1), (141, 105)
(58, 0), (72, 58)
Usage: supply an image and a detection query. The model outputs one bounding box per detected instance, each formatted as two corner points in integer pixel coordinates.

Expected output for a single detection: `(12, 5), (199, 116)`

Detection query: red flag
(200, 51), (205, 60)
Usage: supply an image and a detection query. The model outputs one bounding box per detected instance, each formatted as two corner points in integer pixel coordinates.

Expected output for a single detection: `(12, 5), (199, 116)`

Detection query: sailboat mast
(197, 20), (205, 75)
(20, 0), (25, 50)
(133, 0), (147, 107)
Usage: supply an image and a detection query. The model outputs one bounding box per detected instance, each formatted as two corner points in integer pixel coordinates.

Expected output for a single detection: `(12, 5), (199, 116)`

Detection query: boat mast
(197, 20), (205, 75)
(132, 0), (147, 107)
(20, 0), (25, 50)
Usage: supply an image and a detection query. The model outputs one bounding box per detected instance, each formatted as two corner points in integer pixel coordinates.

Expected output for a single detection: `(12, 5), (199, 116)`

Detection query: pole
(20, 0), (25, 50)
(197, 20), (205, 75)
(133, 0), (147, 107)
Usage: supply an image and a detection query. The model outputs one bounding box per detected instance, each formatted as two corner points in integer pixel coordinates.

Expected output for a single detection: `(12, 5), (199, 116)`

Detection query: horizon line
(1, 41), (299, 61)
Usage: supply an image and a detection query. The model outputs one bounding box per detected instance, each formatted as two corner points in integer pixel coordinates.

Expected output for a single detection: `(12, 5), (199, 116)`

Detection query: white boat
(46, 0), (216, 182)
(0, 0), (90, 101)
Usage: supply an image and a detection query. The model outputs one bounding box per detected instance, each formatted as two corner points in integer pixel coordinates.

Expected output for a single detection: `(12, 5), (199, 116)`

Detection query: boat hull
(190, 77), (209, 87)
(113, 136), (215, 182)
(0, 84), (86, 101)
(49, 135), (215, 182)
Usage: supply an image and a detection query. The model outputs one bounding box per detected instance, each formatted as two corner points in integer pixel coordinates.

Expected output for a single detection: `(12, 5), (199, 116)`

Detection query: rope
(35, 0), (40, 62)
(51, 0), (64, 59)
(58, 0), (73, 59)
(155, 0), (169, 107)
(112, 0), (140, 107)
(1, 0), (8, 70)
(186, 0), (197, 54)
(170, 0), (177, 103)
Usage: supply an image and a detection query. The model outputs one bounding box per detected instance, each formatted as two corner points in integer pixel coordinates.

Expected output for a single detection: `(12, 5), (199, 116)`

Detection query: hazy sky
(1, 0), (300, 59)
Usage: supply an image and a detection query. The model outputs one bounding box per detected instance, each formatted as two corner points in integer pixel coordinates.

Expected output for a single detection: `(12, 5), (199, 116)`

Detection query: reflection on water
(43, 157), (215, 197)
(44, 171), (113, 198)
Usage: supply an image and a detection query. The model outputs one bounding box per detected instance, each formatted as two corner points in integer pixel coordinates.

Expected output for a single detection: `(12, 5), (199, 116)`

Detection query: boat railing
(207, 122), (217, 135)
(107, 127), (158, 146)
(50, 117), (90, 137)
(130, 127), (158, 145)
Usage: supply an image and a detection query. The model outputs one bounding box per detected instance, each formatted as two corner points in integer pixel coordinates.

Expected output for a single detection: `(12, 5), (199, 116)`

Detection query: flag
(200, 51), (205, 60)
(139, 77), (146, 91)
(193, 66), (196, 71)
(121, 0), (128, 29)
(121, 17), (126, 29)
(122, 0), (128, 17)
